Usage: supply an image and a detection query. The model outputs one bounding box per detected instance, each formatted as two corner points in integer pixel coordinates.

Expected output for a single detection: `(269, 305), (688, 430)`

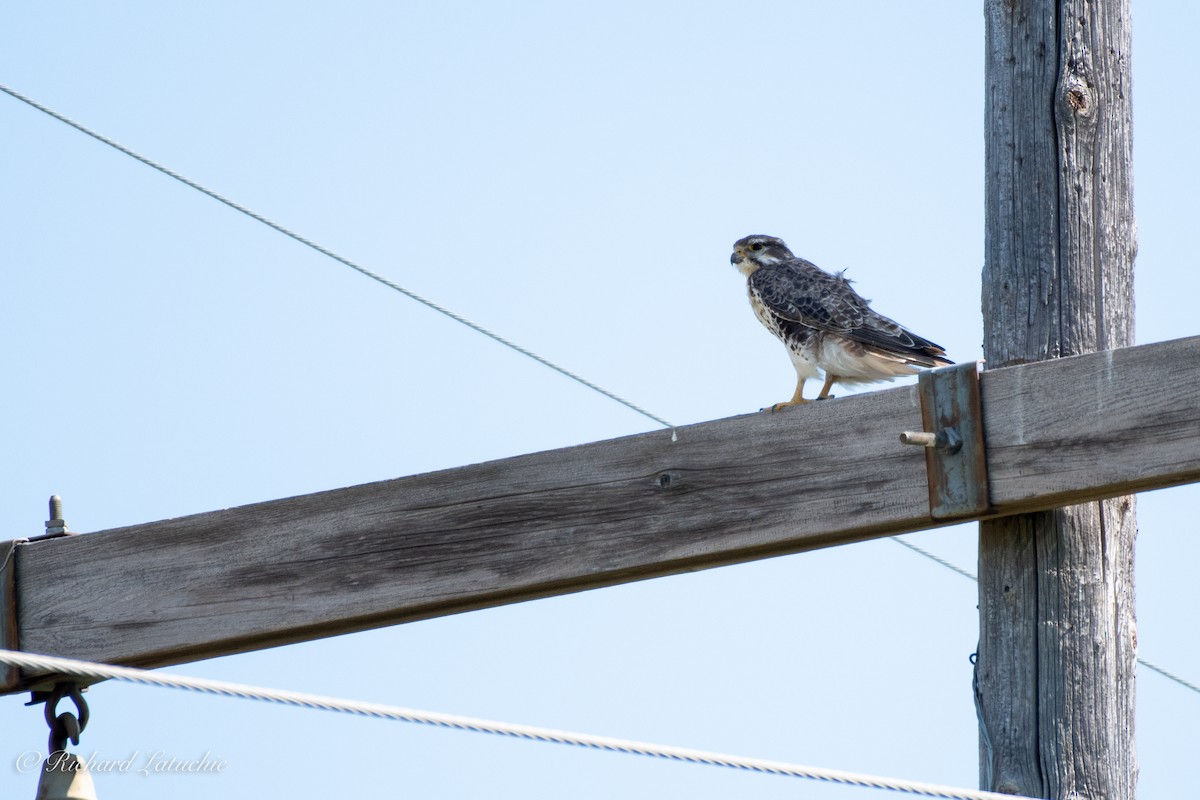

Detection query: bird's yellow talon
(765, 398), (810, 412)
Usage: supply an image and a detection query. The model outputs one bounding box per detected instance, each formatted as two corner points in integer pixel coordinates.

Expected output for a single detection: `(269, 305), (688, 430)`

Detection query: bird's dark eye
(750, 242), (764, 251)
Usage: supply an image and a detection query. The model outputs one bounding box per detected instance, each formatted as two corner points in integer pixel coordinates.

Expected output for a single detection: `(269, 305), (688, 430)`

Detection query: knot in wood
(1057, 72), (1096, 124)
(654, 470), (683, 490)
(1067, 86), (1089, 113)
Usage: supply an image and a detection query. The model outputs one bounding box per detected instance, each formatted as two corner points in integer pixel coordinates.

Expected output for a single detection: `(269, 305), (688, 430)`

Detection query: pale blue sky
(2, 2), (1197, 798)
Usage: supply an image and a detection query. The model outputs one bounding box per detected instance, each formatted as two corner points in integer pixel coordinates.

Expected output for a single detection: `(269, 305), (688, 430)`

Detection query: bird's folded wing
(749, 264), (948, 360)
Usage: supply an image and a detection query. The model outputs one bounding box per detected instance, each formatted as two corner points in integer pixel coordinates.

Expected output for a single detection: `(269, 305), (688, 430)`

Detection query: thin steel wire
(0, 82), (673, 431)
(890, 536), (1200, 697)
(0, 649), (1032, 800)
(1138, 658), (1200, 695)
(889, 537), (978, 582)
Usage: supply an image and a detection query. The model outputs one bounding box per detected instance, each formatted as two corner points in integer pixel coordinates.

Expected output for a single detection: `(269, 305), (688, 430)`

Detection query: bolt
(899, 429), (963, 454)
(45, 495), (68, 536)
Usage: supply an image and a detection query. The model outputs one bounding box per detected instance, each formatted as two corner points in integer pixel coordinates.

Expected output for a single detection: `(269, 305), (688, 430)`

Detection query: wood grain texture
(980, 0), (1137, 797)
(983, 337), (1200, 505)
(983, 0), (1060, 370)
(0, 541), (17, 693)
(12, 385), (933, 679)
(5, 335), (1198, 694)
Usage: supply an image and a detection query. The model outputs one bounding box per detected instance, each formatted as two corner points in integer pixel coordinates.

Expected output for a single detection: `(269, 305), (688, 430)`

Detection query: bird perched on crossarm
(731, 234), (952, 410)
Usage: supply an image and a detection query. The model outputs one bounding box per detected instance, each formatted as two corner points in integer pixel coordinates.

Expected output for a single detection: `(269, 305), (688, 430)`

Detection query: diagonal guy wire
(0, 82), (673, 430)
(890, 536), (1200, 697)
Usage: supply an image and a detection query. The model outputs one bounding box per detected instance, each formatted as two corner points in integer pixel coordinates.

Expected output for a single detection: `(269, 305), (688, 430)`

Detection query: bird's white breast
(749, 290), (821, 379)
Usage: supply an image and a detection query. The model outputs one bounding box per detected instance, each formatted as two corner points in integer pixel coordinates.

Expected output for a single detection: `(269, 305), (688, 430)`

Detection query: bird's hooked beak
(730, 245), (757, 277)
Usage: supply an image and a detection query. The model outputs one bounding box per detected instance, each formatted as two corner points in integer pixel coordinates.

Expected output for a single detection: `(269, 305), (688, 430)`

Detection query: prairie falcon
(730, 234), (952, 410)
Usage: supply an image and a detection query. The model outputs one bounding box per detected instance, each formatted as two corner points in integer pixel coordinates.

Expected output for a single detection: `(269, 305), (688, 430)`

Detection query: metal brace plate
(906, 361), (990, 520)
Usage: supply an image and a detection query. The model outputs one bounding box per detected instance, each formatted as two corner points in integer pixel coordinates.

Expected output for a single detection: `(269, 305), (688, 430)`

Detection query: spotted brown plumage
(730, 234), (952, 410)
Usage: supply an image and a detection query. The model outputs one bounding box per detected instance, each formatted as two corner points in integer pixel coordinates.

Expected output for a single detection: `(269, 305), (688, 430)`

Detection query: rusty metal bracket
(900, 361), (990, 520)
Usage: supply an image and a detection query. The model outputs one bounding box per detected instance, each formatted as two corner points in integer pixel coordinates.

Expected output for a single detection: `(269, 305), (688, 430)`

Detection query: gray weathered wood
(980, 1), (1137, 797)
(11, 382), (931, 684)
(983, 339), (1198, 506)
(0, 541), (17, 692)
(5, 336), (1198, 694)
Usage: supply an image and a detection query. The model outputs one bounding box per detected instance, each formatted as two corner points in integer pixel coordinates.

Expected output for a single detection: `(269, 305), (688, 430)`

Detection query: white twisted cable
(0, 649), (1031, 800)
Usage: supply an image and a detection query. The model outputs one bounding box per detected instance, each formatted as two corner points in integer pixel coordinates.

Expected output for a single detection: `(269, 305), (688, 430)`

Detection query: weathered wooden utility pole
(978, 1), (1136, 798)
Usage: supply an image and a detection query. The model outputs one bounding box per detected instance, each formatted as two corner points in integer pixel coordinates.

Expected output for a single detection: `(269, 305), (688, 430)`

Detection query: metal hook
(43, 683), (89, 754)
